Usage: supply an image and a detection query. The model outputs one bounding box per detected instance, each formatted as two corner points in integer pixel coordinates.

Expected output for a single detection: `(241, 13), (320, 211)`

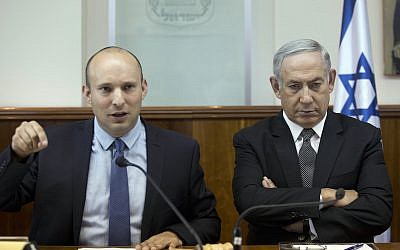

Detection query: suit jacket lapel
(313, 111), (344, 187)
(140, 121), (164, 241)
(72, 119), (94, 244)
(271, 113), (303, 187)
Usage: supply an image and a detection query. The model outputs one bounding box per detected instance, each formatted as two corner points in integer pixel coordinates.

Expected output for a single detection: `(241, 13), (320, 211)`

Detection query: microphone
(116, 156), (203, 250)
(232, 188), (345, 250)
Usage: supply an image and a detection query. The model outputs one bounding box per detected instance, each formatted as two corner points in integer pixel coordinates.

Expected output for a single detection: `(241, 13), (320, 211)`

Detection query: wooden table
(37, 243), (400, 250)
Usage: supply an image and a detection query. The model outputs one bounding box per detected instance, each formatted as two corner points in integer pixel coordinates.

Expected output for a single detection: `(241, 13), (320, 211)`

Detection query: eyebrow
(308, 77), (325, 82)
(96, 83), (112, 88)
(287, 77), (325, 84)
(96, 80), (139, 87)
(122, 81), (139, 85)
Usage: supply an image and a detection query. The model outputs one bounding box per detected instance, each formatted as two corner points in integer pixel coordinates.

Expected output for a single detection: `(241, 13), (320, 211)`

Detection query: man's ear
(141, 79), (148, 100)
(270, 76), (281, 99)
(328, 69), (336, 93)
(82, 84), (92, 105)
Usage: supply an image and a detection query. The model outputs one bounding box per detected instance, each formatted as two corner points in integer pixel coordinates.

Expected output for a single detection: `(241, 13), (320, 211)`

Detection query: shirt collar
(94, 116), (144, 151)
(282, 111), (327, 142)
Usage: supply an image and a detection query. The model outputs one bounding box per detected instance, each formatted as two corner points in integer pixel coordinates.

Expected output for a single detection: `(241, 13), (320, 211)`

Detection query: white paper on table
(290, 243), (373, 250)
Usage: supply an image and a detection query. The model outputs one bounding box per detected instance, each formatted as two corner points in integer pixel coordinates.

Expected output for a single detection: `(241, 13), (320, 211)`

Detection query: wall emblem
(147, 0), (214, 26)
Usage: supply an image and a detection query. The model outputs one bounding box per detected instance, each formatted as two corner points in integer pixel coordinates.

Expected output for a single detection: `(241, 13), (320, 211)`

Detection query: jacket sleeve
(313, 128), (392, 242)
(0, 146), (37, 211)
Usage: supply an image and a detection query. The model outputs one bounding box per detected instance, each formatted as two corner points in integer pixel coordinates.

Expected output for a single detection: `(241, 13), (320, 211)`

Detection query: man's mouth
(110, 112), (128, 118)
(298, 110), (316, 115)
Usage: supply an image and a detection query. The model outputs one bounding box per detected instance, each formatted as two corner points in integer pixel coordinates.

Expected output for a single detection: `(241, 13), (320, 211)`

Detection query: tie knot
(301, 129), (315, 141)
(114, 138), (126, 153)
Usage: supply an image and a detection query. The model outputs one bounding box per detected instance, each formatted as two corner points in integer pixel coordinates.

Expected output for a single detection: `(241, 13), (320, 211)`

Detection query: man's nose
(112, 88), (124, 106)
(300, 87), (313, 103)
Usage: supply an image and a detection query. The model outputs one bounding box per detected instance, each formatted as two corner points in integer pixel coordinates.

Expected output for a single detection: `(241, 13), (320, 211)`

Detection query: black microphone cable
(232, 188), (345, 250)
(116, 156), (203, 250)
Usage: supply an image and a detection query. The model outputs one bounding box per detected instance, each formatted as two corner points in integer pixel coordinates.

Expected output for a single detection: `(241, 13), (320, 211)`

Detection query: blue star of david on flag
(338, 53), (379, 122)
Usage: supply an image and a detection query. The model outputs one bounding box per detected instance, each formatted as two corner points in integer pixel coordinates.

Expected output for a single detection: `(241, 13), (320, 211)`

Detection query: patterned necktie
(298, 129), (316, 187)
(109, 138), (131, 246)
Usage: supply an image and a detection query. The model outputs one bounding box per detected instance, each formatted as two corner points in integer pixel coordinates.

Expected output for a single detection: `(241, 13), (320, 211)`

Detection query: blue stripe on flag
(340, 0), (357, 45)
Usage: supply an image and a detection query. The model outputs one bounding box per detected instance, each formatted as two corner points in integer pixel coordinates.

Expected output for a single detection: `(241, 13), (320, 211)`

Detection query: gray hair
(273, 39), (331, 84)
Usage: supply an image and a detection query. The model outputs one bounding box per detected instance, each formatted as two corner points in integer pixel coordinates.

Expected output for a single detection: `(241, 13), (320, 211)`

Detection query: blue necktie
(109, 138), (131, 246)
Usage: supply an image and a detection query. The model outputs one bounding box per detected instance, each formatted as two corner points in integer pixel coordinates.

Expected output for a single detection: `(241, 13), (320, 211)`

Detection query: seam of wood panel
(1, 105), (400, 119)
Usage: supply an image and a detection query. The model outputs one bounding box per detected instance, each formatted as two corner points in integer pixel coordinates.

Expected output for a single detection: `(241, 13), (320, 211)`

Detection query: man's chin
(107, 123), (132, 137)
(296, 117), (320, 128)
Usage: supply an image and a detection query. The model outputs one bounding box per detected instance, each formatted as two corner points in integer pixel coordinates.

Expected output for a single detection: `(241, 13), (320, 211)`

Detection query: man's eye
(99, 87), (111, 93)
(310, 82), (322, 90)
(288, 84), (301, 90)
(123, 84), (135, 91)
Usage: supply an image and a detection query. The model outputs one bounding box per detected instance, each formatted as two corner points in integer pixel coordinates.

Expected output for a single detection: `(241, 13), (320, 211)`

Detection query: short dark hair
(85, 46), (144, 87)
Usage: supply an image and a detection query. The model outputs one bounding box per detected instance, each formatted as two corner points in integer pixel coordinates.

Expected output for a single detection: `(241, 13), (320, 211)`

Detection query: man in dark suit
(232, 39), (392, 244)
(0, 47), (220, 248)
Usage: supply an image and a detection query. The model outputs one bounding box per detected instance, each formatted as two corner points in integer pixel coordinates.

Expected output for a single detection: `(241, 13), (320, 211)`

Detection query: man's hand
(11, 121), (48, 160)
(135, 231), (183, 250)
(262, 176), (277, 188)
(321, 188), (358, 207)
(282, 220), (303, 233)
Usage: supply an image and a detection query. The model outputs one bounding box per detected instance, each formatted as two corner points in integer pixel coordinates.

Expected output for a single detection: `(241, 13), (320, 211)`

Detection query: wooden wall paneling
(148, 119), (194, 138)
(0, 203), (32, 236)
(381, 118), (400, 242)
(191, 117), (269, 242)
(0, 122), (13, 150)
(192, 118), (242, 242)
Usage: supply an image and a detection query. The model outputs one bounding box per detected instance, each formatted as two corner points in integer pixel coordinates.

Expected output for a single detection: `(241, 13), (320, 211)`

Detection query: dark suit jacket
(232, 111), (392, 244)
(0, 119), (220, 245)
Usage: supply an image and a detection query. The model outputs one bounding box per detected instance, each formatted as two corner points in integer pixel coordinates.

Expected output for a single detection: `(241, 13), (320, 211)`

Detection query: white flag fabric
(333, 0), (390, 242)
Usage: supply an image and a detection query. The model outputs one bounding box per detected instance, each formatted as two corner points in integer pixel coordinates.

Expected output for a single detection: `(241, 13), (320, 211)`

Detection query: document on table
(279, 243), (375, 250)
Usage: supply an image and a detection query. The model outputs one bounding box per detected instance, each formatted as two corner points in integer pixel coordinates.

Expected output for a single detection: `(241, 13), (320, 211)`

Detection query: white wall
(0, 0), (399, 107)
(0, 0), (82, 107)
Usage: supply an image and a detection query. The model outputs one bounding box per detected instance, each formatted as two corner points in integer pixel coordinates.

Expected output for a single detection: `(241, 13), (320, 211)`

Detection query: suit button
(298, 234), (306, 241)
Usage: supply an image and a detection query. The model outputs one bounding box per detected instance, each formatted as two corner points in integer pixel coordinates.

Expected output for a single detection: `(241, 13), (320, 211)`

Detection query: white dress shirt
(282, 111), (327, 240)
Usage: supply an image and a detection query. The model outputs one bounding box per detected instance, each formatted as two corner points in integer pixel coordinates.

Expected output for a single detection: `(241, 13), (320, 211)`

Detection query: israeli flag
(333, 0), (380, 128)
(333, 0), (389, 243)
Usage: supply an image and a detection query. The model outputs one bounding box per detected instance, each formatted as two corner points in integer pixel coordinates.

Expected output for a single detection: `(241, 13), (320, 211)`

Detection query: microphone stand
(116, 156), (203, 250)
(232, 189), (345, 250)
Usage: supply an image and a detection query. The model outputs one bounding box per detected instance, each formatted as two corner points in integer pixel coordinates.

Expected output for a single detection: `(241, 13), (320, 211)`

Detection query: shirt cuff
(309, 219), (319, 240)
(319, 194), (323, 210)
